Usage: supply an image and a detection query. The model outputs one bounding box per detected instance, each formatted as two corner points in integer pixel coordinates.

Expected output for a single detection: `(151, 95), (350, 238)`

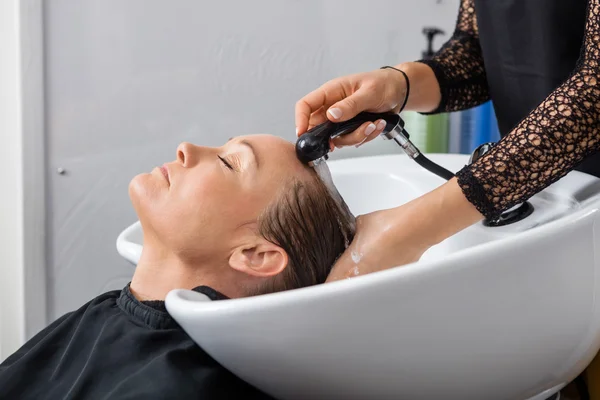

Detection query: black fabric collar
(193, 285), (230, 301)
(117, 284), (229, 330)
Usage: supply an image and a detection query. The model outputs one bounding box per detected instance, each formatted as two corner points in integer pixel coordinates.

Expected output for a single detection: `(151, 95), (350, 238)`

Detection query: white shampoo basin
(118, 154), (600, 400)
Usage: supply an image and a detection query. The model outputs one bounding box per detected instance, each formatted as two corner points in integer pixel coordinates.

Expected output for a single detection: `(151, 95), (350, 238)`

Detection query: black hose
(414, 153), (455, 181)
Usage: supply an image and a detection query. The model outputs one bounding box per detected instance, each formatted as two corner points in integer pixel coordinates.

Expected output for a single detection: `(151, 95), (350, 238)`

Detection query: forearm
(326, 177), (483, 282)
(391, 178), (483, 250)
(425, 177), (484, 245)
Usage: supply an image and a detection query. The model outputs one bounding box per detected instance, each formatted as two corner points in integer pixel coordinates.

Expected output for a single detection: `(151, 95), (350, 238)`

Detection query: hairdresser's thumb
(327, 88), (371, 122)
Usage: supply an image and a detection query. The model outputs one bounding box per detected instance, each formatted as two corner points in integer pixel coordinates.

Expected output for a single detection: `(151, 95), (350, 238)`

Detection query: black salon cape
(0, 285), (275, 400)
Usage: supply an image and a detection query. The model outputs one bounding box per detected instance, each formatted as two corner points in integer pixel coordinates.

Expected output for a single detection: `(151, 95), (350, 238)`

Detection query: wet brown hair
(254, 174), (356, 295)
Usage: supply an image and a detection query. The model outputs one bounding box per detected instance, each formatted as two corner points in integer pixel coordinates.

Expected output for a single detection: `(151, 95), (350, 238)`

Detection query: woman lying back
(0, 134), (355, 400)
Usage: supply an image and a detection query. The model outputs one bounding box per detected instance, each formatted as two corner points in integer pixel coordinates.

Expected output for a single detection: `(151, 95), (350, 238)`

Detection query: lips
(159, 165), (170, 185)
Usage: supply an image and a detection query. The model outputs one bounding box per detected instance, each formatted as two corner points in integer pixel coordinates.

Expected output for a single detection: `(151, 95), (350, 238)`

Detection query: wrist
(379, 66), (408, 112)
(392, 61), (441, 113)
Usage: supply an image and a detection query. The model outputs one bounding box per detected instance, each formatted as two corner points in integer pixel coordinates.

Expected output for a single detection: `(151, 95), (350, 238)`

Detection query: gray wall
(43, 0), (459, 322)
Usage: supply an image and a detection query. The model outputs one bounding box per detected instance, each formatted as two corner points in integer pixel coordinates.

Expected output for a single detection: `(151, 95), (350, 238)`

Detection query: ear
(229, 238), (288, 278)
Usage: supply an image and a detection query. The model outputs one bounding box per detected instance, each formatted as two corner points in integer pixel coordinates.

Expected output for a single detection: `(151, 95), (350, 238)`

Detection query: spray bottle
(401, 27), (449, 153)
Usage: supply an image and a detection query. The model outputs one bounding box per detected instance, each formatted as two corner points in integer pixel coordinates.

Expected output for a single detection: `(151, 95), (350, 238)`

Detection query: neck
(130, 241), (238, 301)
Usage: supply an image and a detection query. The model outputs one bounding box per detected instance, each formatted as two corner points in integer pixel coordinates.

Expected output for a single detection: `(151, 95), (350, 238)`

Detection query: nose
(176, 142), (200, 167)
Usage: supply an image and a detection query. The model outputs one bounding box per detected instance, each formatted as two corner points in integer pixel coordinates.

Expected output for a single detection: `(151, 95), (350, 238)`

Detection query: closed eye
(218, 155), (234, 170)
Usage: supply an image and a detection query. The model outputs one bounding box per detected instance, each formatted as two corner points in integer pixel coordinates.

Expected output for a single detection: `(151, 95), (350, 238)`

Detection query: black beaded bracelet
(381, 66), (410, 113)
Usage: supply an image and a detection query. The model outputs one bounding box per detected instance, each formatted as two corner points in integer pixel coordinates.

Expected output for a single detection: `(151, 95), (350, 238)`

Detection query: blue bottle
(450, 101), (501, 154)
(472, 101), (501, 148)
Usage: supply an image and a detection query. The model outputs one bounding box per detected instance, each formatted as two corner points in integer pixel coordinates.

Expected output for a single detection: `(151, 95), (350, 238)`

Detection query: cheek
(158, 172), (243, 248)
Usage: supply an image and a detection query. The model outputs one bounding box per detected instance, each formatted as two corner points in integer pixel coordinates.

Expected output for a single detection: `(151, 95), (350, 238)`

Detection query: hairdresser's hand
(295, 68), (407, 148)
(326, 178), (484, 282)
(326, 208), (428, 282)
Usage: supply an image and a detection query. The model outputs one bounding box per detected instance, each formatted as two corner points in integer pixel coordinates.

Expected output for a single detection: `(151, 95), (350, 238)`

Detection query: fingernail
(377, 120), (386, 130)
(295, 127), (299, 136)
(328, 108), (342, 120)
(365, 123), (376, 136)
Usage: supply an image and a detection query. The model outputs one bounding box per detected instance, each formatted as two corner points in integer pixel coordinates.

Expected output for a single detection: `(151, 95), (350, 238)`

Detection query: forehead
(240, 134), (313, 177)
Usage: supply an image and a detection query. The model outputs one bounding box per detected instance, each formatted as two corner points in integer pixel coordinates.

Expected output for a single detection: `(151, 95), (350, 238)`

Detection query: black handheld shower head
(295, 110), (456, 182)
(295, 112), (400, 165)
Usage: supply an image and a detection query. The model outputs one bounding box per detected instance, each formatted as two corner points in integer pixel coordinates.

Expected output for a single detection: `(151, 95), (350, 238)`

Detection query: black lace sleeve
(455, 0), (600, 220)
(417, 0), (490, 113)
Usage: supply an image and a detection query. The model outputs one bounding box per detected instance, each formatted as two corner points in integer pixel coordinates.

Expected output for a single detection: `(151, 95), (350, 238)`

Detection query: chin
(128, 173), (155, 221)
(128, 173), (144, 203)
(128, 173), (169, 243)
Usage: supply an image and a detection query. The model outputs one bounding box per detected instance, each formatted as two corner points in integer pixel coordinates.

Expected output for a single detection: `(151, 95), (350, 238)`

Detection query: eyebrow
(228, 137), (260, 168)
